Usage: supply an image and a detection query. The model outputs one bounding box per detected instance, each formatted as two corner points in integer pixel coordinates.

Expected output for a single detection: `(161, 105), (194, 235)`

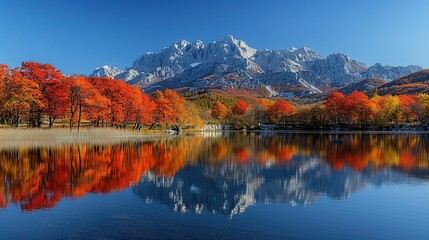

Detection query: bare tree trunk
(49, 116), (54, 128)
(78, 103), (82, 133)
(15, 109), (20, 128)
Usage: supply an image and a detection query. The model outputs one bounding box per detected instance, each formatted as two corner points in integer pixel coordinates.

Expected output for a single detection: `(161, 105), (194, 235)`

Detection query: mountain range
(90, 35), (423, 97)
(133, 157), (419, 218)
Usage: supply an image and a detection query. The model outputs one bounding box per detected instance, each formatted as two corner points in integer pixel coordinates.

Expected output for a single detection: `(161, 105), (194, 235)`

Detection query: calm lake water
(1, 132), (429, 240)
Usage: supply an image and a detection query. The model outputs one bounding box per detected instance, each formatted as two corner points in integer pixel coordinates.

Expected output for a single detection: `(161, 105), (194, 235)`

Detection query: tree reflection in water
(0, 132), (428, 213)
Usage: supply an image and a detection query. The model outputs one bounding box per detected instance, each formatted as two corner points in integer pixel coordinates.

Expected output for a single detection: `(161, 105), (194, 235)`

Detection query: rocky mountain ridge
(133, 156), (418, 218)
(91, 35), (422, 97)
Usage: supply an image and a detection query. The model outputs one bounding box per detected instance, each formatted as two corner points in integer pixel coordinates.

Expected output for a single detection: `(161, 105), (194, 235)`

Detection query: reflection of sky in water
(0, 133), (429, 239)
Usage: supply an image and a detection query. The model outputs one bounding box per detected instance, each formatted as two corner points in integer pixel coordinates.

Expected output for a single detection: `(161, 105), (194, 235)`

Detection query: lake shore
(242, 124), (429, 132)
(1, 127), (428, 149)
(0, 128), (170, 149)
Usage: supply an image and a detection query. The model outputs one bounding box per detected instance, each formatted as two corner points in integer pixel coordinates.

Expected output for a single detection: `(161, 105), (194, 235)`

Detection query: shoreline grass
(0, 128), (168, 149)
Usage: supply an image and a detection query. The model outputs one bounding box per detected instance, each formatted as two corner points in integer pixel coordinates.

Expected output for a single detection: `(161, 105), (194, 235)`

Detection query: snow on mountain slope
(361, 63), (422, 81)
(90, 65), (124, 78)
(298, 78), (322, 94)
(90, 35), (423, 96)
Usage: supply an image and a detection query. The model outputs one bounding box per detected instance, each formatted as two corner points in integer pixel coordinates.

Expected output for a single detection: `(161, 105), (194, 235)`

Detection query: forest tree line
(0, 62), (201, 129)
(213, 90), (429, 129)
(1, 62), (429, 130)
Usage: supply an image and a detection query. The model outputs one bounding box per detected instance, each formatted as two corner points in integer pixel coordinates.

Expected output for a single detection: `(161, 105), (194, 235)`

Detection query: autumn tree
(297, 104), (327, 127)
(90, 77), (128, 126)
(122, 86), (143, 128)
(324, 92), (346, 124)
(373, 94), (400, 125)
(211, 101), (228, 120)
(20, 62), (65, 127)
(45, 79), (69, 127)
(268, 99), (296, 123)
(2, 70), (42, 127)
(164, 89), (185, 124)
(344, 91), (376, 125)
(136, 93), (155, 128)
(232, 99), (248, 115)
(244, 103), (268, 128)
(151, 90), (173, 127)
(256, 98), (275, 111)
(65, 76), (106, 131)
(180, 101), (203, 128)
(398, 94), (417, 124)
(411, 93), (429, 124)
(85, 90), (110, 129)
(0, 65), (9, 124)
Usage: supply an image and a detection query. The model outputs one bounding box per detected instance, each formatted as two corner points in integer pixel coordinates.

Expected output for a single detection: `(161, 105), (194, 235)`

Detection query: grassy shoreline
(0, 128), (169, 149)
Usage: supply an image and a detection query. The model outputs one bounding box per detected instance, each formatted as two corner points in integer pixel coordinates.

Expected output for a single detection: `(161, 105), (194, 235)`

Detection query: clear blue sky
(1, 0), (428, 75)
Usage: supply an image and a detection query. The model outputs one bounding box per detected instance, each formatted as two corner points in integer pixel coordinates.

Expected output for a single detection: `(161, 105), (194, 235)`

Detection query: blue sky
(1, 0), (428, 74)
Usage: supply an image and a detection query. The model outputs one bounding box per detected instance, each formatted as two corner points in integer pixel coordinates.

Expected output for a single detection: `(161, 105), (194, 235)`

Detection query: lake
(1, 132), (429, 240)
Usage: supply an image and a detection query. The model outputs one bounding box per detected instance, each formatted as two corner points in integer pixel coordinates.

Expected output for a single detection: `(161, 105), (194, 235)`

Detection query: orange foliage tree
(211, 101), (228, 120)
(2, 69), (42, 127)
(151, 90), (173, 126)
(268, 99), (296, 123)
(20, 62), (66, 127)
(398, 94), (416, 123)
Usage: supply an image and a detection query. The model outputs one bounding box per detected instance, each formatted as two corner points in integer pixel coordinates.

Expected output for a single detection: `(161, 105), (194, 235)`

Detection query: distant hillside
(183, 88), (265, 111)
(377, 70), (429, 95)
(296, 78), (386, 105)
(339, 78), (387, 95)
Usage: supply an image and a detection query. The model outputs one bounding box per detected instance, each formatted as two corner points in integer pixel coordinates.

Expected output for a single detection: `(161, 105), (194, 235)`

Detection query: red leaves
(398, 94), (417, 122)
(139, 93), (156, 124)
(268, 99), (296, 122)
(2, 61), (429, 129)
(324, 92), (346, 124)
(324, 91), (380, 125)
(20, 62), (63, 93)
(152, 90), (174, 124)
(164, 89), (185, 122)
(1, 62), (161, 128)
(232, 99), (248, 115)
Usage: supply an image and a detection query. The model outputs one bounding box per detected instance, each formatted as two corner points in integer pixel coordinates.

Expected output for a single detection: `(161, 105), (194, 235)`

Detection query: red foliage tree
(232, 99), (248, 115)
(345, 91), (370, 125)
(137, 93), (155, 126)
(398, 94), (416, 123)
(164, 89), (185, 123)
(324, 91), (346, 124)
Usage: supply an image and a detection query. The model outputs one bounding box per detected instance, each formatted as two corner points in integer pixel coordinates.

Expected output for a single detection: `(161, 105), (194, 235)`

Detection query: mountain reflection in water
(1, 132), (428, 214)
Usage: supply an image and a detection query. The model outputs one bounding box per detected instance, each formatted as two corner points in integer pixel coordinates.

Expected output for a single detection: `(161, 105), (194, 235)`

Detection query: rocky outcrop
(202, 124), (230, 131)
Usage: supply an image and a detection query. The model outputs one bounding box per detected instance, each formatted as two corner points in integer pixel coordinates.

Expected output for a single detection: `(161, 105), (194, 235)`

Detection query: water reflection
(1, 132), (428, 213)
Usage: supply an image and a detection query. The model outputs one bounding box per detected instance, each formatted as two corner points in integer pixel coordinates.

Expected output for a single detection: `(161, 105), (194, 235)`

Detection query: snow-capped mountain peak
(90, 65), (124, 78)
(89, 35), (423, 97)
